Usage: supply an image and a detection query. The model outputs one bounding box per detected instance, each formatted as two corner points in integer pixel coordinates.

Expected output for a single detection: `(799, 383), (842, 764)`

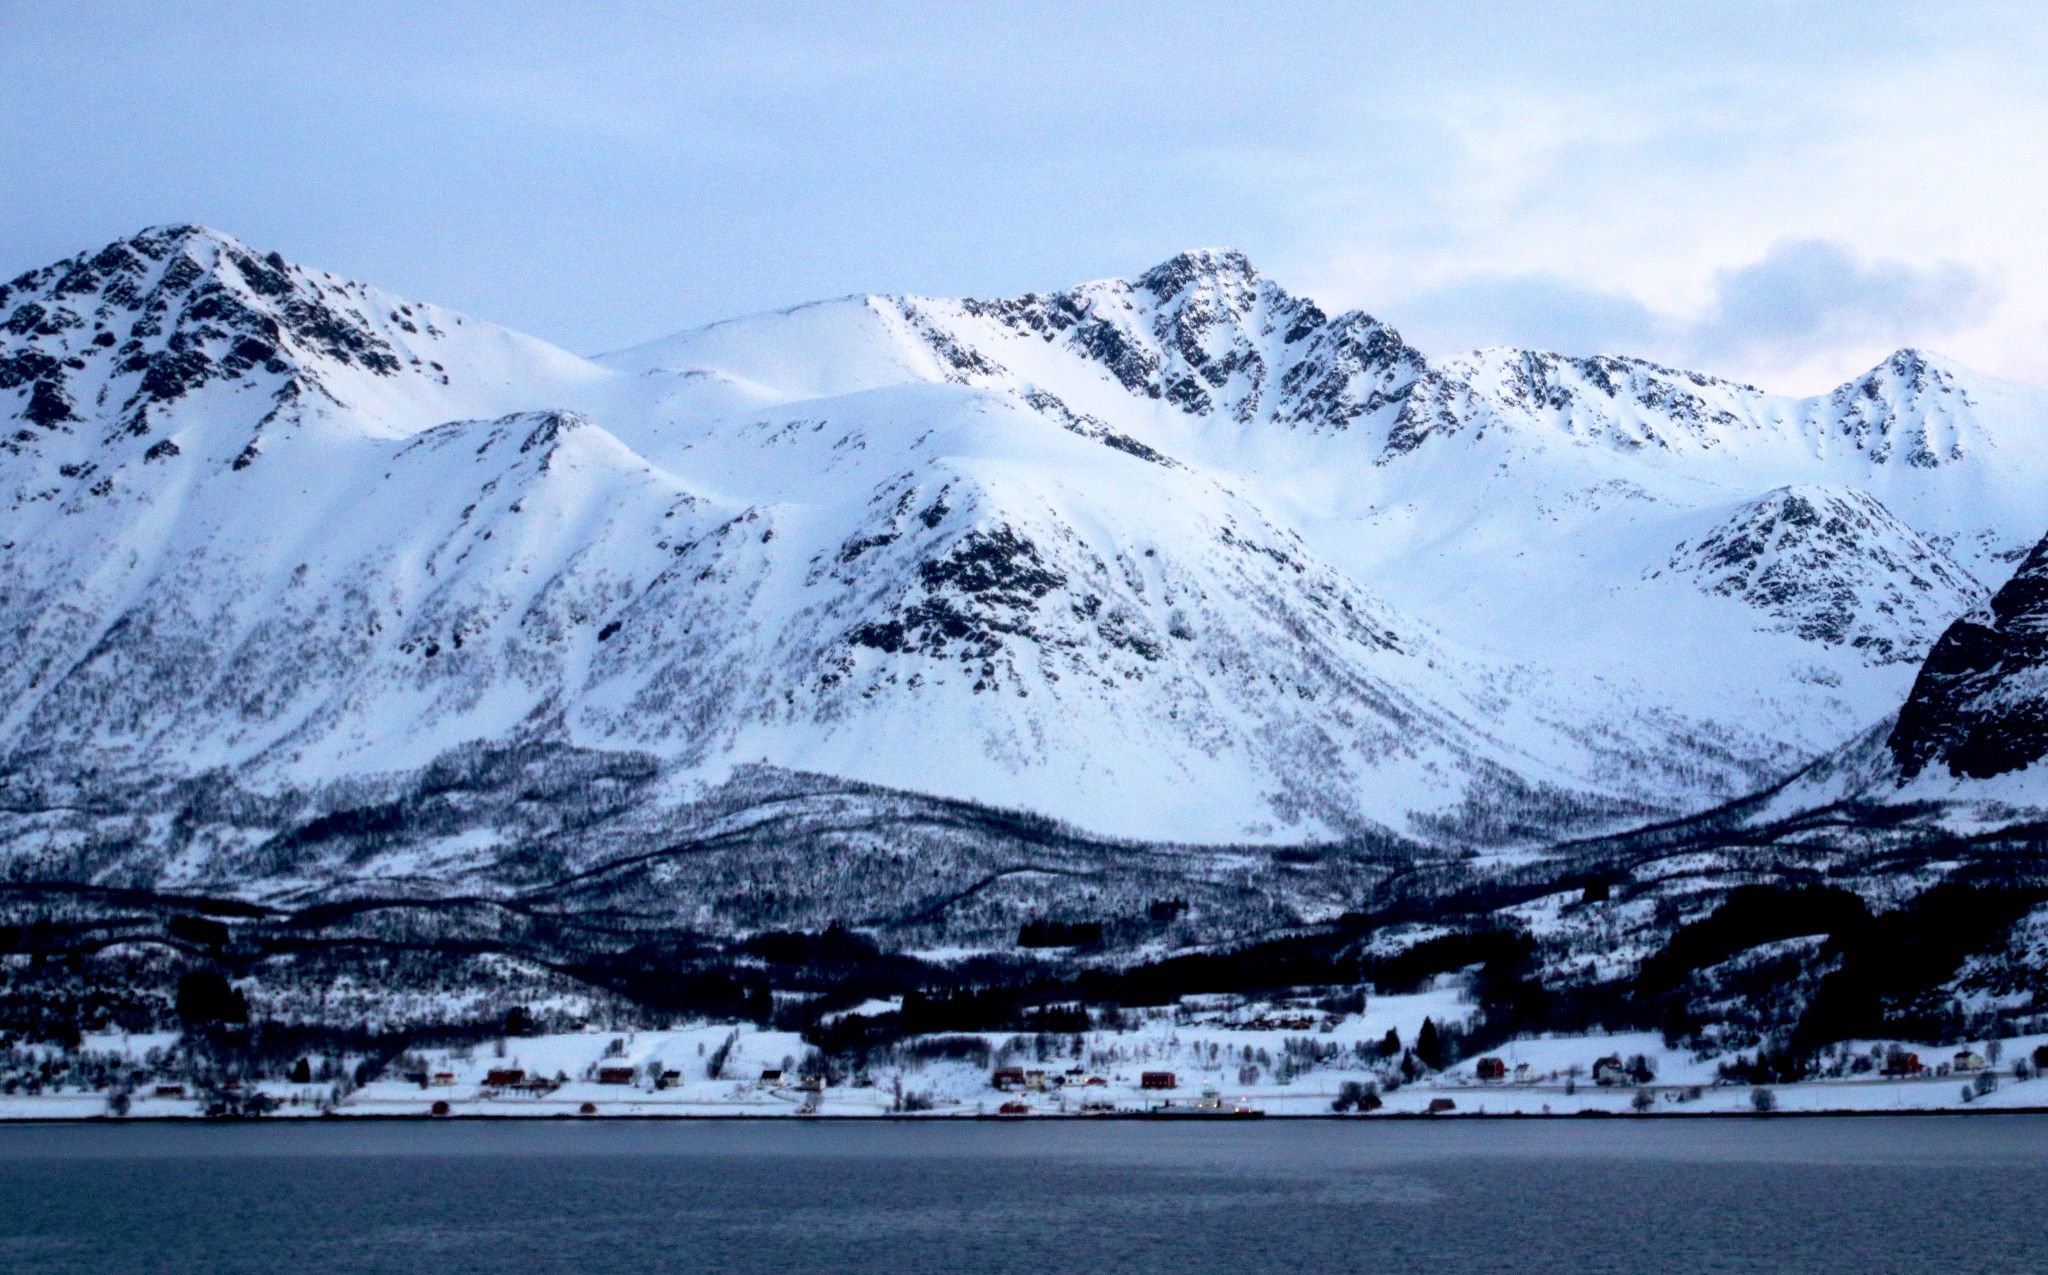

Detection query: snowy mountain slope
(625, 254), (2048, 518)
(2, 406), (705, 771)
(274, 385), (1698, 832)
(1657, 485), (1985, 666)
(609, 252), (2048, 614)
(599, 252), (2048, 773)
(0, 232), (1672, 846)
(6, 227), (2048, 871)
(1625, 525), (2048, 837)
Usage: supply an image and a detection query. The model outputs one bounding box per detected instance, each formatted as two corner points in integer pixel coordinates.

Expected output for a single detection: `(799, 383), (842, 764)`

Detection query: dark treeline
(6, 815), (2048, 1089)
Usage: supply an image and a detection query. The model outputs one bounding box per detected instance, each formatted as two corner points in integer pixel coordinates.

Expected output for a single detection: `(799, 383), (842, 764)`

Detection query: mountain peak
(117, 222), (240, 257)
(1136, 248), (1260, 300)
(1, 226), (449, 471)
(1834, 348), (1970, 399)
(1880, 346), (1950, 373)
(1816, 347), (1982, 468)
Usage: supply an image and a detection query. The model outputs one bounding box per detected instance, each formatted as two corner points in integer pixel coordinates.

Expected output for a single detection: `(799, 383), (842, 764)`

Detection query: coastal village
(5, 983), (2047, 1121)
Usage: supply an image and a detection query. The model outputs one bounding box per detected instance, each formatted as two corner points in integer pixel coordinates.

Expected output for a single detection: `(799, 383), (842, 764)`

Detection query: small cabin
(1474, 1057), (1507, 1082)
(483, 1068), (525, 1088)
(1591, 1055), (1628, 1086)
(430, 1071), (456, 1087)
(1953, 1050), (1989, 1073)
(1140, 1071), (1177, 1091)
(757, 1068), (785, 1089)
(998, 1100), (1031, 1115)
(991, 1067), (1027, 1090)
(1024, 1069), (1053, 1091)
(153, 1084), (186, 1099)
(596, 1066), (638, 1086)
(1882, 1051), (1922, 1077)
(1427, 1097), (1457, 1114)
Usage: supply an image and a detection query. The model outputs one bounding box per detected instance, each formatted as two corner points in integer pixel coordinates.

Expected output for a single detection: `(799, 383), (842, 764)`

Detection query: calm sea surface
(1, 1116), (2044, 1273)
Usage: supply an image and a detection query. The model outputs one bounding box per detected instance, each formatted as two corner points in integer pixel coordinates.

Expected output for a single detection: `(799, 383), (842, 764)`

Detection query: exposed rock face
(1828, 349), (1976, 467)
(1890, 531), (2048, 780)
(0, 224), (411, 472)
(1664, 486), (1984, 665)
(953, 248), (1431, 436)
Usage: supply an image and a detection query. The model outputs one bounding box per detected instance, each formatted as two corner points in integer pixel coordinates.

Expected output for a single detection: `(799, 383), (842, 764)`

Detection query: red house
(1475, 1057), (1507, 1081)
(1140, 1071), (1177, 1091)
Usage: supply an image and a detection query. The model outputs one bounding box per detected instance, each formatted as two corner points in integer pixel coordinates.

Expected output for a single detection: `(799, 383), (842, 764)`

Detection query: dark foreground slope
(4, 731), (2045, 1084)
(1891, 529), (2048, 780)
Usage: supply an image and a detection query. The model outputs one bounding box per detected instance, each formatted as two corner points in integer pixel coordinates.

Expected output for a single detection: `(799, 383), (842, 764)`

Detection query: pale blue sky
(4, 1), (2043, 390)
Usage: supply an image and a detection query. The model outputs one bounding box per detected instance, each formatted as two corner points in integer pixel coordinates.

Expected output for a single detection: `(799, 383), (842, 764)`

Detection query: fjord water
(1, 1118), (2043, 1273)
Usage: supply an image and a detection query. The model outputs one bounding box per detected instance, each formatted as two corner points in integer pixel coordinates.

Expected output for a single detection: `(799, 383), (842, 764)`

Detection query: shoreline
(8, 1104), (2048, 1125)
(27, 1019), (2043, 1127)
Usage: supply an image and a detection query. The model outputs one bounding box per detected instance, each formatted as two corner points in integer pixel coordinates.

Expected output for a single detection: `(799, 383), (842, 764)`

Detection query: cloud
(1694, 239), (1997, 366)
(1384, 274), (1673, 360)
(1384, 239), (1997, 379)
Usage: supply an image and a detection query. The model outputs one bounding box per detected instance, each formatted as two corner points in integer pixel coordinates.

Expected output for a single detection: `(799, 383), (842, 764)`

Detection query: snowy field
(4, 992), (2044, 1121)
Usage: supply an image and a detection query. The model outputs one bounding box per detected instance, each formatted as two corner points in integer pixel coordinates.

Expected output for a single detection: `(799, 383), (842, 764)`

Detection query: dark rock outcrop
(1889, 531), (2048, 779)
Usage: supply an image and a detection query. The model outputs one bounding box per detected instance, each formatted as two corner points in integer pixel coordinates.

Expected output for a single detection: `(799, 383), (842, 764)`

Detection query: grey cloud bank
(1701, 240), (1997, 367)
(1391, 239), (1998, 374)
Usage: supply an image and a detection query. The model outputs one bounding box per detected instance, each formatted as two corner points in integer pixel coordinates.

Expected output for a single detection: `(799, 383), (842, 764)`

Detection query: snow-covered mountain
(1658, 485), (1983, 666)
(6, 227), (2048, 871)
